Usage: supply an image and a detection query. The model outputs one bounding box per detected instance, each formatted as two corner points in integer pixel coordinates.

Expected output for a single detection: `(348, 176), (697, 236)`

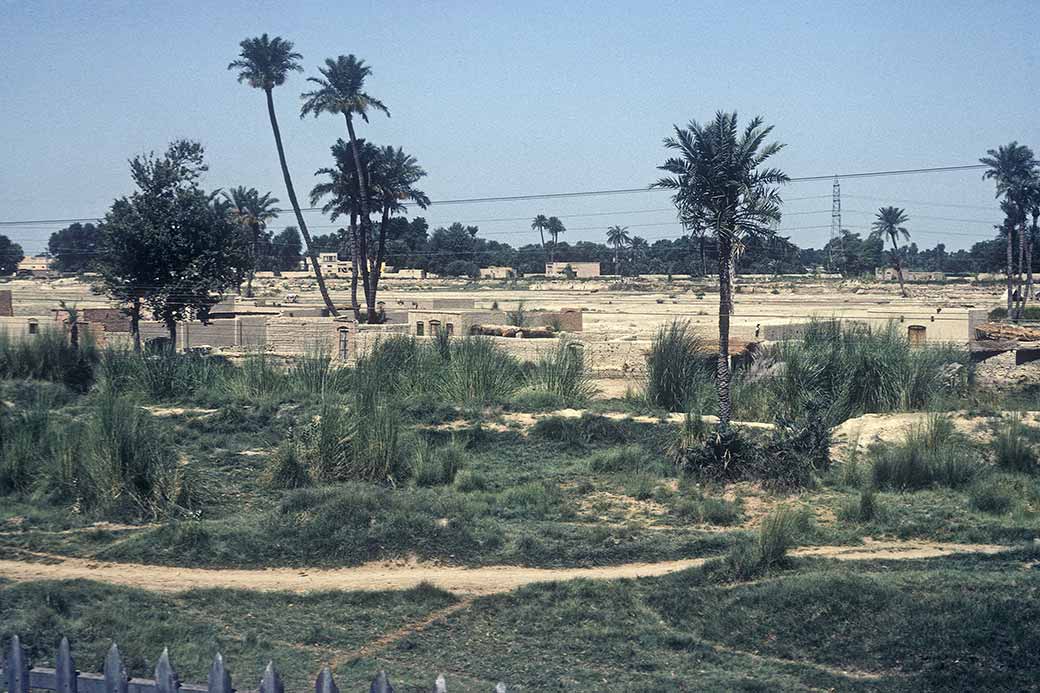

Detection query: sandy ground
(0, 541), (1011, 596)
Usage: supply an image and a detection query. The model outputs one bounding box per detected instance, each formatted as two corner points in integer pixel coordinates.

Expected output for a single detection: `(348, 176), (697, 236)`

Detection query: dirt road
(0, 541), (1010, 595)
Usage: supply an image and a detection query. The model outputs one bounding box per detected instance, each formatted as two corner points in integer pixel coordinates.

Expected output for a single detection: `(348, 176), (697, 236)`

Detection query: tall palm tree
(223, 186), (280, 297)
(310, 139), (379, 321)
(228, 34), (338, 316)
(368, 145), (429, 316)
(546, 216), (566, 262)
(1026, 181), (1040, 302)
(869, 207), (911, 298)
(531, 214), (549, 262)
(606, 225), (631, 273)
(654, 112), (787, 427)
(300, 54), (389, 320)
(981, 142), (1038, 318)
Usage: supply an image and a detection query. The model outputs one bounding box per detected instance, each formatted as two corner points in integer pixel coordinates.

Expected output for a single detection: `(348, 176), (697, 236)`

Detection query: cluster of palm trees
(980, 142), (1040, 320)
(229, 35), (426, 322)
(221, 186), (281, 298)
(530, 215), (566, 263)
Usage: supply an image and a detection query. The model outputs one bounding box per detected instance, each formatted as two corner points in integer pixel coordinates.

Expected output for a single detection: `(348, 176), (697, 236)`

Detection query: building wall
(545, 262), (601, 278)
(479, 266), (515, 279)
(0, 290), (12, 318)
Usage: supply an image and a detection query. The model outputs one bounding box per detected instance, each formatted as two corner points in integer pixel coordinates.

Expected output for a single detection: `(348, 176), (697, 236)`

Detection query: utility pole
(830, 177), (845, 274)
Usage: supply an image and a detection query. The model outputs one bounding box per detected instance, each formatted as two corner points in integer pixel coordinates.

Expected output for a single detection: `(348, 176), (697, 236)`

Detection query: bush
(674, 490), (741, 525)
(645, 321), (712, 412)
(723, 506), (801, 581)
(969, 476), (1015, 514)
(768, 319), (968, 424)
(753, 411), (832, 490)
(454, 468), (489, 492)
(588, 444), (665, 474)
(524, 339), (597, 407)
(531, 413), (629, 447)
(0, 327), (98, 391)
(839, 487), (878, 523)
(301, 394), (407, 485)
(436, 337), (522, 406)
(871, 415), (981, 490)
(671, 425), (755, 483)
(265, 439), (311, 489)
(993, 417), (1038, 474)
(411, 438), (465, 487)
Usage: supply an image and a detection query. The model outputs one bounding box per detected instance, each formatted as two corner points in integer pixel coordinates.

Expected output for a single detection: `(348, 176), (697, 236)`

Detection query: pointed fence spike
(207, 653), (232, 693)
(434, 674), (447, 693)
(154, 648), (180, 693)
(259, 662), (284, 693)
(104, 644), (128, 693)
(493, 684), (508, 693)
(369, 671), (393, 693)
(56, 637), (78, 693)
(314, 667), (338, 693)
(7, 635), (30, 693)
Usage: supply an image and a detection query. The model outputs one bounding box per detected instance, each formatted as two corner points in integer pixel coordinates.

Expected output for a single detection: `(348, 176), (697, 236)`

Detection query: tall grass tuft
(871, 414), (980, 490)
(768, 319), (967, 424)
(0, 327), (98, 391)
(226, 352), (287, 404)
(992, 416), (1037, 474)
(524, 339), (597, 407)
(288, 348), (349, 397)
(645, 321), (712, 412)
(436, 337), (522, 406)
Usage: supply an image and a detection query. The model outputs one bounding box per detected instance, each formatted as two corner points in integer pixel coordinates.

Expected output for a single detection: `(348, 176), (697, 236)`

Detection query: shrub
(496, 480), (566, 520)
(227, 353), (287, 404)
(993, 416), (1038, 474)
(265, 439), (311, 489)
(0, 327), (98, 391)
(753, 411), (832, 490)
(288, 349), (349, 397)
(588, 444), (663, 474)
(454, 468), (489, 492)
(723, 506), (801, 581)
(671, 425), (755, 482)
(301, 394), (407, 485)
(524, 339), (597, 407)
(436, 337), (522, 405)
(839, 487), (878, 523)
(674, 491), (741, 525)
(531, 413), (628, 447)
(871, 415), (981, 490)
(644, 321), (712, 412)
(506, 300), (529, 327)
(969, 476), (1015, 514)
(411, 438), (465, 487)
(768, 319), (968, 424)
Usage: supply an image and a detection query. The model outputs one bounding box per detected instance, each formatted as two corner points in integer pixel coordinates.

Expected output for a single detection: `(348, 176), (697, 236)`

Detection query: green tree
(546, 216), (566, 262)
(223, 186), (280, 297)
(654, 112), (787, 427)
(531, 215), (549, 262)
(47, 223), (100, 273)
(229, 33), (339, 316)
(981, 142), (1038, 317)
(96, 140), (248, 349)
(870, 206), (911, 298)
(606, 225), (630, 273)
(271, 226), (303, 272)
(300, 54), (389, 321)
(0, 235), (24, 276)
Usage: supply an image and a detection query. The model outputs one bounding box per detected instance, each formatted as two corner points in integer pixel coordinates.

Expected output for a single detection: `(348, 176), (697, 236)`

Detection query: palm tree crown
(223, 186), (280, 228)
(300, 55), (390, 122)
(981, 142), (1038, 204)
(310, 139), (380, 221)
(870, 206), (910, 245)
(228, 34), (303, 90)
(606, 225), (630, 249)
(654, 112), (787, 245)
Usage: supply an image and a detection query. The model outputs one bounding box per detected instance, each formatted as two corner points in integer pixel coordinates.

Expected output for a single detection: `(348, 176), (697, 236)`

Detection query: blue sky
(2, 0), (1038, 253)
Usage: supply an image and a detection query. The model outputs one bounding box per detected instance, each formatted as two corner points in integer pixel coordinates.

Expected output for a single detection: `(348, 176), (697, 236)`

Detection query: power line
(0, 163), (990, 228)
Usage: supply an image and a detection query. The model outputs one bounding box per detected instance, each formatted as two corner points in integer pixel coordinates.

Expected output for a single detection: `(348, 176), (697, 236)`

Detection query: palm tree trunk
(1029, 216), (1038, 306)
(369, 205), (391, 322)
(343, 114), (378, 321)
(164, 314), (177, 351)
(349, 213), (362, 322)
(1007, 227), (1015, 315)
(699, 235), (707, 276)
(1018, 222), (1027, 320)
(130, 296), (141, 352)
(890, 235), (907, 298)
(717, 235), (734, 428)
(265, 88), (338, 317)
(245, 221), (259, 298)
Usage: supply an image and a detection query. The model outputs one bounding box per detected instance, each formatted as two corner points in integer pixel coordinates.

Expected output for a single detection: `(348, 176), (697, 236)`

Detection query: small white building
(17, 256), (53, 274)
(479, 266), (516, 279)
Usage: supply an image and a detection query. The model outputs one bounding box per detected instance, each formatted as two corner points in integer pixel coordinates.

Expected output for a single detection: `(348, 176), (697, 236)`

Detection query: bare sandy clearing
(0, 541), (1012, 596)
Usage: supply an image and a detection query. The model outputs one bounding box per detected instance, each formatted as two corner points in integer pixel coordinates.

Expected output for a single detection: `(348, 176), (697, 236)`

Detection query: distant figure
(754, 323), (761, 339)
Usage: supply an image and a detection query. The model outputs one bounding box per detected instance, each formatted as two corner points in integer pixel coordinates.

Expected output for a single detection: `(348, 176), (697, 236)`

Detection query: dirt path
(0, 541), (1010, 596)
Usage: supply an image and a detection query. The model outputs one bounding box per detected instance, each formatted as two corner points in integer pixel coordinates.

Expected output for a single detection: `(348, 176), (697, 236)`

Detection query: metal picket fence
(1, 636), (507, 693)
